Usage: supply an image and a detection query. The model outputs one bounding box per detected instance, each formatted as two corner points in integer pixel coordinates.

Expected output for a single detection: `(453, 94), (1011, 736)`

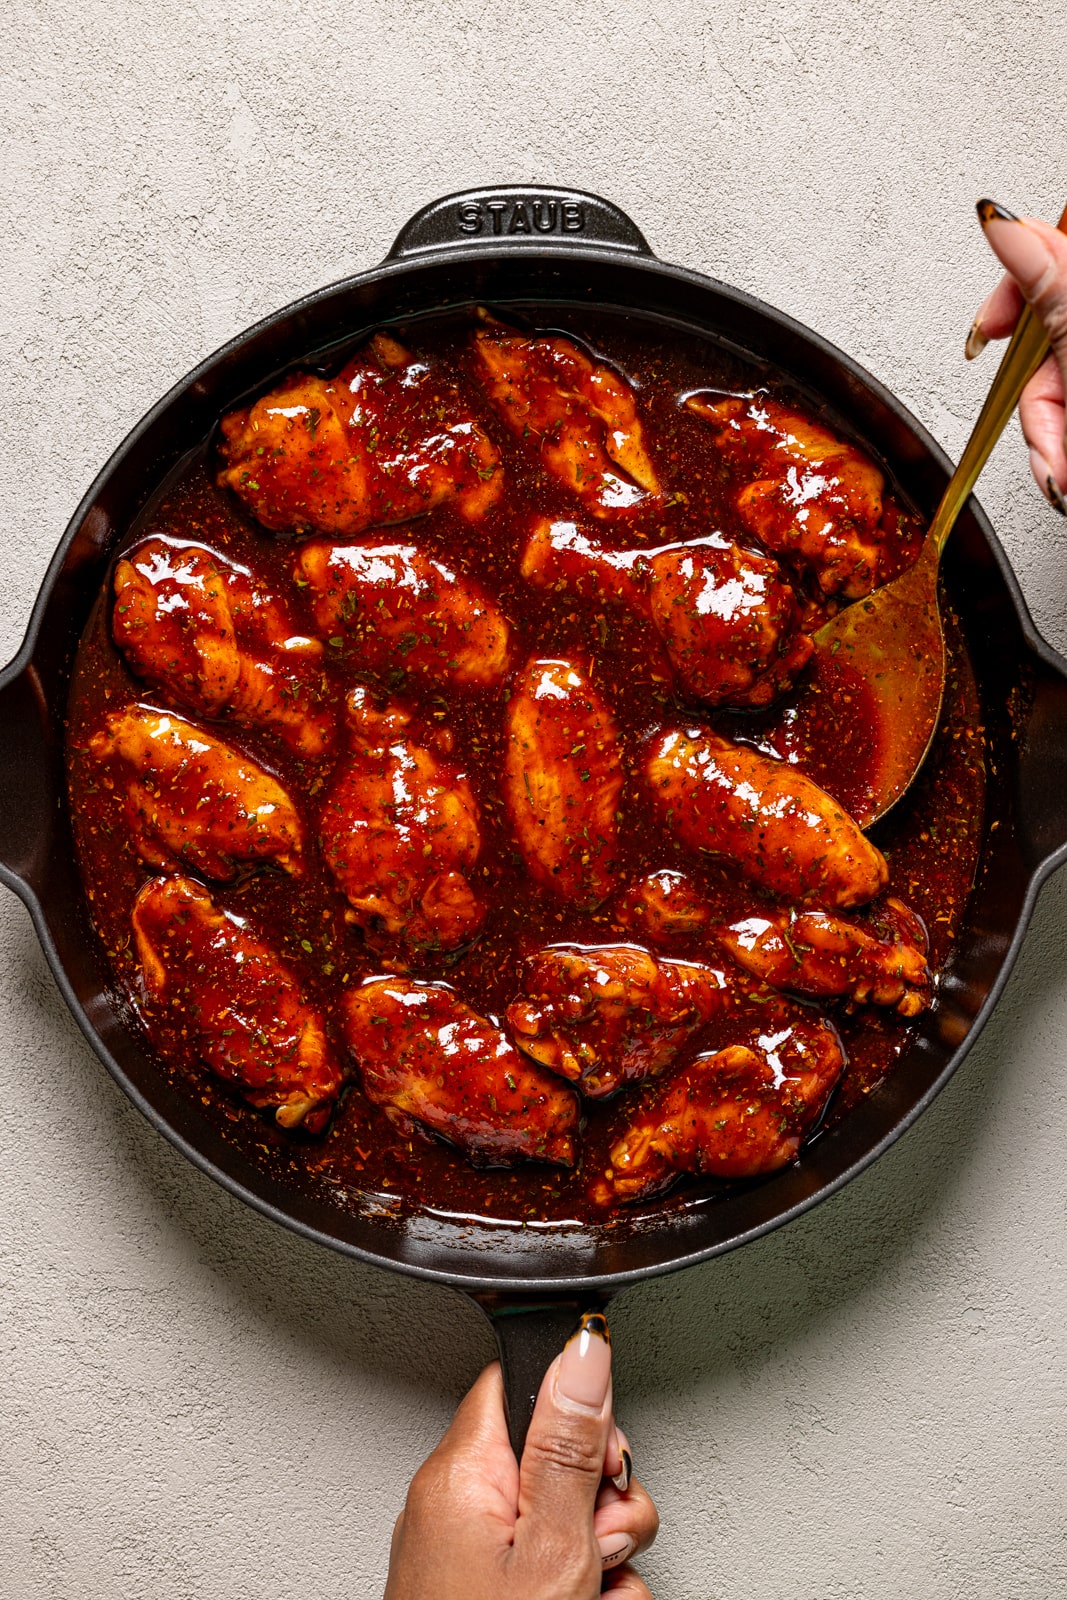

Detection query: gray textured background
(3, 3), (1067, 1596)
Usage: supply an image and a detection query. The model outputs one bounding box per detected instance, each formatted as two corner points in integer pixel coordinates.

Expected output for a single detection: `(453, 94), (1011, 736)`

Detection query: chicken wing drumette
(342, 977), (579, 1167)
(217, 332), (501, 537)
(506, 943), (731, 1099)
(113, 537), (333, 756)
(503, 657), (623, 906)
(320, 688), (485, 953)
(522, 518), (812, 707)
(90, 705), (303, 880)
(132, 875), (343, 1130)
(644, 728), (888, 908)
(296, 540), (511, 689)
(472, 325), (661, 518)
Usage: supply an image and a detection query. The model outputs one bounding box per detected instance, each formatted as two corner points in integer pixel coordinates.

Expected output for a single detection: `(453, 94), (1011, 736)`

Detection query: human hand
(384, 1313), (659, 1598)
(966, 199), (1067, 516)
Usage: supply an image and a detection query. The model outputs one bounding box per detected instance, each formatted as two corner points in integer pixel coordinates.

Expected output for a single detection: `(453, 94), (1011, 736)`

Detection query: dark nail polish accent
(977, 198), (1019, 227)
(571, 1310), (611, 1347)
(612, 1448), (633, 1493)
(1047, 475), (1067, 516)
(964, 319), (988, 360)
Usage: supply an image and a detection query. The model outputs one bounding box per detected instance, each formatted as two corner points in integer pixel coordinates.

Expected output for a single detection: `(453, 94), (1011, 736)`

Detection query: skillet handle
(1018, 655), (1067, 873)
(385, 186), (652, 261)
(0, 659), (52, 896)
(472, 1292), (611, 1459)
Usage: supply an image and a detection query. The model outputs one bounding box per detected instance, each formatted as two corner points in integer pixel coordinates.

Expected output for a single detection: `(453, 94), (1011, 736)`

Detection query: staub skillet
(5, 186), (1067, 1451)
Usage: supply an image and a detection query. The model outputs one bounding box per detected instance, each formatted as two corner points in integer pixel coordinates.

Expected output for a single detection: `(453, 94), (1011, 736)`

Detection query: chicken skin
(686, 393), (903, 599)
(472, 326), (661, 518)
(320, 688), (485, 953)
(296, 540), (511, 689)
(342, 977), (579, 1167)
(644, 728), (888, 908)
(522, 518), (812, 707)
(132, 875), (343, 1131)
(217, 332), (501, 538)
(90, 705), (303, 881)
(593, 1006), (845, 1204)
(113, 537), (333, 757)
(503, 658), (623, 906)
(506, 943), (731, 1099)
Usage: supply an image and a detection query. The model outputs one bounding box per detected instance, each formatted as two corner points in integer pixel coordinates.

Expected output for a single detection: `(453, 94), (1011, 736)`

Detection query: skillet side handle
(386, 186), (652, 261)
(0, 661), (51, 895)
(472, 1292), (611, 1459)
(1018, 659), (1067, 874)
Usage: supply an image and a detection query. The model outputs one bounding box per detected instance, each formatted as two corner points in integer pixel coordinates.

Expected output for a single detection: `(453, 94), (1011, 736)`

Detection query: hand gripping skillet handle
(386, 186), (653, 260)
(474, 1292), (612, 1459)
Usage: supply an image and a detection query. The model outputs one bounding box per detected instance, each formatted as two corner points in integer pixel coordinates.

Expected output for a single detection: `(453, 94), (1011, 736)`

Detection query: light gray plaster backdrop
(2, 2), (1067, 1596)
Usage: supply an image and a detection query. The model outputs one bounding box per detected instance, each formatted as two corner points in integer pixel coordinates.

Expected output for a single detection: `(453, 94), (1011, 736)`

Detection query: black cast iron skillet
(5, 186), (1067, 1453)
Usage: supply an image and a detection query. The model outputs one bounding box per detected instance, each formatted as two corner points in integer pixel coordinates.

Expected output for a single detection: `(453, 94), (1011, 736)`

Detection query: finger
(594, 1473), (660, 1566)
(967, 272), (1025, 357)
(604, 1420), (631, 1487)
(602, 1566), (655, 1597)
(1019, 352), (1067, 512)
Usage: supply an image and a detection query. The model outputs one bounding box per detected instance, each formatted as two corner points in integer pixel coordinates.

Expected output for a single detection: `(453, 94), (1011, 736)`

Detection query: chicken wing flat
(217, 333), (501, 537)
(645, 728), (888, 909)
(296, 540), (511, 689)
(686, 393), (899, 599)
(503, 657), (623, 905)
(614, 869), (715, 944)
(113, 537), (334, 756)
(90, 705), (303, 880)
(321, 687), (485, 953)
(522, 518), (812, 706)
(593, 1007), (845, 1204)
(472, 326), (661, 518)
(132, 875), (343, 1131)
(506, 943), (731, 1099)
(342, 977), (579, 1167)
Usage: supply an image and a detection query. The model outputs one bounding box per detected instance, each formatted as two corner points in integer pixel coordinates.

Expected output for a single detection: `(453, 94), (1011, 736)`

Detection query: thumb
(978, 201), (1067, 361)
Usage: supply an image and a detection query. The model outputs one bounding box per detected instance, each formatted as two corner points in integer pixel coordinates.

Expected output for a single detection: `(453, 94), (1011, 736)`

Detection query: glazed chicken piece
(614, 869), (715, 944)
(217, 332), (501, 537)
(320, 688), (485, 953)
(644, 728), (888, 909)
(132, 875), (343, 1131)
(592, 1006), (845, 1204)
(296, 540), (511, 689)
(90, 705), (303, 881)
(506, 943), (731, 1099)
(503, 657), (623, 906)
(686, 393), (907, 599)
(342, 977), (579, 1167)
(113, 537), (333, 757)
(522, 518), (812, 707)
(472, 325), (661, 518)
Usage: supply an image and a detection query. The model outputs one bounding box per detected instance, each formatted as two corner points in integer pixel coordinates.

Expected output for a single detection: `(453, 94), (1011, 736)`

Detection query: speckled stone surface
(3, 5), (1067, 1596)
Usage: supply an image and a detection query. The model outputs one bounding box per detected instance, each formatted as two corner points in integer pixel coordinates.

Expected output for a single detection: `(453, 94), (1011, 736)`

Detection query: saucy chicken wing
(296, 540), (511, 689)
(686, 393), (907, 599)
(113, 537), (333, 756)
(342, 977), (579, 1167)
(593, 1007), (845, 1204)
(522, 518), (812, 706)
(320, 688), (485, 953)
(217, 332), (501, 537)
(503, 657), (623, 906)
(645, 728), (888, 908)
(506, 943), (731, 1099)
(132, 875), (343, 1130)
(472, 325), (661, 518)
(90, 705), (303, 880)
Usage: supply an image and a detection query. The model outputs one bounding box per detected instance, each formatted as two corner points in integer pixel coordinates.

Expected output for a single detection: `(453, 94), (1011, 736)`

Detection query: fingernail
(1029, 448), (1067, 516)
(977, 198), (1019, 225)
(612, 1447), (634, 1493)
(977, 199), (1052, 291)
(964, 318), (988, 360)
(599, 1532), (636, 1570)
(556, 1311), (612, 1412)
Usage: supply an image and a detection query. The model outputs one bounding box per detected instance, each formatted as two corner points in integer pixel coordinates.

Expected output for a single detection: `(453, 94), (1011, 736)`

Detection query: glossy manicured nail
(964, 318), (988, 360)
(1031, 447), (1067, 515)
(612, 1447), (634, 1493)
(977, 199), (1053, 290)
(556, 1311), (611, 1411)
(599, 1532), (636, 1569)
(977, 198), (1019, 226)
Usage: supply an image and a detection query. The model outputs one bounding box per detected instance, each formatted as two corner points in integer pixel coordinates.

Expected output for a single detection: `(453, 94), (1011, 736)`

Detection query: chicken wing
(593, 1007), (845, 1204)
(614, 869), (714, 944)
(90, 705), (303, 880)
(522, 518), (812, 707)
(472, 325), (661, 517)
(320, 687), (485, 953)
(113, 537), (334, 756)
(644, 728), (888, 908)
(342, 977), (579, 1167)
(132, 875), (343, 1131)
(503, 657), (623, 905)
(506, 943), (731, 1099)
(296, 540), (511, 689)
(217, 332), (501, 537)
(686, 393), (897, 598)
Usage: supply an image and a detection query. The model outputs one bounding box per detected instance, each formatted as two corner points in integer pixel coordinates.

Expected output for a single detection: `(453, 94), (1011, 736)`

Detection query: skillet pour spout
(5, 184), (1067, 1459)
